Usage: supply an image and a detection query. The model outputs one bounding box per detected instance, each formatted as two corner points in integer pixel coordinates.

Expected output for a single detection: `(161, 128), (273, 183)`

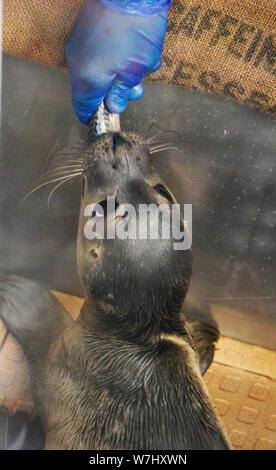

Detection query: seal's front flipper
(0, 273), (73, 360)
(181, 297), (219, 375)
(186, 320), (219, 375)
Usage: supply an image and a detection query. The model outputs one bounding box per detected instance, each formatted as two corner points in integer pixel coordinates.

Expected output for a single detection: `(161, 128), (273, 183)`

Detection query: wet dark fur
(0, 132), (230, 450)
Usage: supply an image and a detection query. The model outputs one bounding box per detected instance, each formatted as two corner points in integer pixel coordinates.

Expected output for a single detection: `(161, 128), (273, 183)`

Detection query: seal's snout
(112, 132), (128, 152)
(105, 131), (146, 170)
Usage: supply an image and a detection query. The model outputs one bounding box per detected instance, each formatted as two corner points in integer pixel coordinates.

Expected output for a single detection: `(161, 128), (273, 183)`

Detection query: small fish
(88, 101), (120, 141)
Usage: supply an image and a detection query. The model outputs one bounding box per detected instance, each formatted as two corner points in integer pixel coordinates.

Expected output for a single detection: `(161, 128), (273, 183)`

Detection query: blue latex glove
(65, 0), (170, 123)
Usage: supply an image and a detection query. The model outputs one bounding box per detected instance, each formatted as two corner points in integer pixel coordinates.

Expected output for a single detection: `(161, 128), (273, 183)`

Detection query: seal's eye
(154, 184), (174, 204)
(92, 198), (119, 218)
(93, 199), (107, 218)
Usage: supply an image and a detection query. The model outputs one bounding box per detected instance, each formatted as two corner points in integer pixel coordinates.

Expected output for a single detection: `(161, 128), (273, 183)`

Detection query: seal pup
(0, 105), (230, 450)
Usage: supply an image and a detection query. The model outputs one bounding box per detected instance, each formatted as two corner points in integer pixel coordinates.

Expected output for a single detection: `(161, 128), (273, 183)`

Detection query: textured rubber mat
(205, 362), (276, 449)
(0, 292), (275, 449)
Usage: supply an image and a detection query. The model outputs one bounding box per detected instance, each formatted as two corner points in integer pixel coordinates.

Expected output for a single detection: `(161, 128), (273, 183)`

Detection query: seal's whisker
(47, 174), (81, 209)
(146, 127), (181, 145)
(46, 163), (82, 170)
(149, 146), (179, 154)
(142, 119), (159, 138)
(40, 159), (83, 175)
(47, 156), (84, 167)
(50, 161), (84, 170)
(50, 154), (83, 161)
(20, 172), (83, 206)
(48, 158), (84, 166)
(148, 142), (179, 151)
(37, 170), (83, 184)
(40, 164), (83, 173)
(146, 130), (164, 144)
(36, 168), (83, 184)
(37, 167), (83, 180)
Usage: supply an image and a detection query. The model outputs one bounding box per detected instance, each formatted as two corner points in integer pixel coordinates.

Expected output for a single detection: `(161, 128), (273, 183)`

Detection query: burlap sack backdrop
(3, 0), (276, 113)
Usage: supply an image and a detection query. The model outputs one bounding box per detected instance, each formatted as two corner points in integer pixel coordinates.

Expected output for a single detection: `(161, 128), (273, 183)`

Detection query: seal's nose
(112, 133), (128, 152)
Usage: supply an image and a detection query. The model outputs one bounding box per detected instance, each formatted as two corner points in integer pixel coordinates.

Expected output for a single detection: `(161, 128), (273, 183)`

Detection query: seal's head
(78, 131), (192, 327)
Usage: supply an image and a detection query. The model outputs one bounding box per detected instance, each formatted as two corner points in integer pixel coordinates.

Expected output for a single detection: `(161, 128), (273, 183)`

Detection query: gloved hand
(65, 0), (170, 123)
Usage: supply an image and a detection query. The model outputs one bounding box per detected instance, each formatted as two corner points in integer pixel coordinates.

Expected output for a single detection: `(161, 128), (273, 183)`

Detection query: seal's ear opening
(153, 183), (174, 204)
